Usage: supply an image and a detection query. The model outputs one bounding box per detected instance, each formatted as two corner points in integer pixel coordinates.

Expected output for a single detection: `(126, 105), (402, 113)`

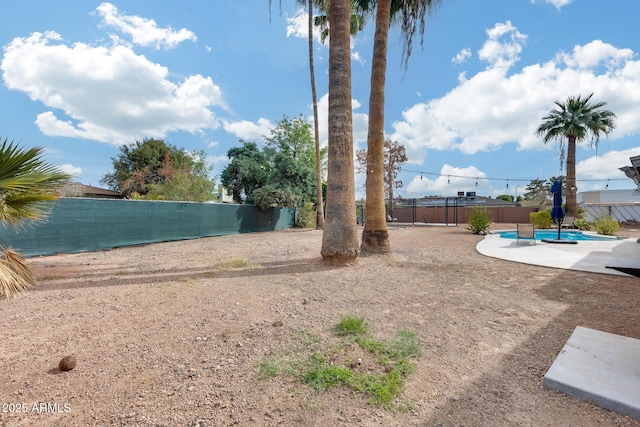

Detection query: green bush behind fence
(0, 198), (295, 257)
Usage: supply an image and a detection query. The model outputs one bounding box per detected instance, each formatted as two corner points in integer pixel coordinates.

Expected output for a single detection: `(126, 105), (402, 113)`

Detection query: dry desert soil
(1, 223), (640, 427)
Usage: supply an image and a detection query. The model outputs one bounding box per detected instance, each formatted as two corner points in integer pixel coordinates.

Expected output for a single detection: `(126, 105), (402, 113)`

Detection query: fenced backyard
(0, 198), (295, 257)
(383, 198), (537, 225)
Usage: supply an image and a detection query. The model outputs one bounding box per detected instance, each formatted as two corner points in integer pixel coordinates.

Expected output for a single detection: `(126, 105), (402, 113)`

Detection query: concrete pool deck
(476, 230), (640, 277)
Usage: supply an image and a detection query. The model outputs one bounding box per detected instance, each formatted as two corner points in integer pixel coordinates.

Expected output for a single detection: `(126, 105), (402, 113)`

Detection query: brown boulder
(59, 355), (77, 371)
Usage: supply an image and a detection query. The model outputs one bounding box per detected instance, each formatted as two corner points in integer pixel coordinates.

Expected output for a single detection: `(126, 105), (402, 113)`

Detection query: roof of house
(65, 183), (122, 198)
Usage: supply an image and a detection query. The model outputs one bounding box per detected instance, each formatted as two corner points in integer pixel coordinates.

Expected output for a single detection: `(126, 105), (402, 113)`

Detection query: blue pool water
(495, 230), (617, 241)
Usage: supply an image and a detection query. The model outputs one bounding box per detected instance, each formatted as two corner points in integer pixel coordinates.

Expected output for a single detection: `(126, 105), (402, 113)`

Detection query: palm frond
(0, 247), (34, 298)
(0, 138), (70, 230)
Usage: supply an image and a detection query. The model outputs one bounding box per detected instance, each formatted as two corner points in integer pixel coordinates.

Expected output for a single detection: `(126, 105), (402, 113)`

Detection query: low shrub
(530, 210), (552, 229)
(592, 215), (620, 235)
(573, 218), (591, 231)
(466, 206), (492, 234)
(295, 202), (317, 228)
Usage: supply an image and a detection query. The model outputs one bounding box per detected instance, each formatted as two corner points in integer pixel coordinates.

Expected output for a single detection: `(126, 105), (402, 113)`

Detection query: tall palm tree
(321, 0), (360, 263)
(295, 0), (367, 230)
(306, 0), (325, 229)
(313, 1), (367, 44)
(360, 0), (441, 253)
(535, 93), (616, 217)
(0, 138), (70, 297)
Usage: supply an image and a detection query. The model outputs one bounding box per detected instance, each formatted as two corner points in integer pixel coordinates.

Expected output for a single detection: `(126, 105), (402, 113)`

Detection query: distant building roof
(64, 183), (123, 199)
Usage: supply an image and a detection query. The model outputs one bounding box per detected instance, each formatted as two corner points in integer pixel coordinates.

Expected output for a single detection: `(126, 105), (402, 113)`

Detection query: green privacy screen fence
(0, 198), (295, 257)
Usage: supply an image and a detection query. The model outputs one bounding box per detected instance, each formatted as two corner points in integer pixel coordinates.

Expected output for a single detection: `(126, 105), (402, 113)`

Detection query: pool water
(495, 230), (617, 241)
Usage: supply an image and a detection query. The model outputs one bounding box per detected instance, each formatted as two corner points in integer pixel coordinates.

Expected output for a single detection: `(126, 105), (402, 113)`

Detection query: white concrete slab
(477, 232), (640, 276)
(543, 326), (640, 420)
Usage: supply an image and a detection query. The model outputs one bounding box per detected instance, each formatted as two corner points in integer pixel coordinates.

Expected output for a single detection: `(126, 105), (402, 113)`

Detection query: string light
(401, 168), (627, 187)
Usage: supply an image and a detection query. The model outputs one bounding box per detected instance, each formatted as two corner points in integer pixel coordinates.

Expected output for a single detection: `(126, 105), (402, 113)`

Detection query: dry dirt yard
(1, 224), (640, 427)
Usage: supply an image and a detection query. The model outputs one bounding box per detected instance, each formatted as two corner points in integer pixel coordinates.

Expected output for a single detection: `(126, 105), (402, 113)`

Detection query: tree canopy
(535, 93), (616, 217)
(220, 141), (271, 205)
(220, 116), (321, 209)
(100, 138), (216, 201)
(521, 176), (565, 206)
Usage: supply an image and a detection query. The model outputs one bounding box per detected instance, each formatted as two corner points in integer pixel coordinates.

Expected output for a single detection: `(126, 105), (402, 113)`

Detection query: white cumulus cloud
(286, 8), (324, 45)
(530, 0), (574, 10)
(452, 48), (471, 64)
(58, 163), (83, 177)
(222, 118), (274, 141)
(1, 31), (224, 146)
(389, 22), (640, 166)
(95, 2), (197, 50)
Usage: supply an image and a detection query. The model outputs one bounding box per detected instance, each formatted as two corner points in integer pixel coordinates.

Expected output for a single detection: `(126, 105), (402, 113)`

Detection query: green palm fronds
(0, 138), (70, 229)
(0, 138), (71, 298)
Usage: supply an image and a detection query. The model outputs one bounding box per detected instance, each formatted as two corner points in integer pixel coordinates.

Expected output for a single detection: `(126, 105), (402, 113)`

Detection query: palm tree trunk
(308, 0), (324, 229)
(566, 135), (578, 217)
(361, 0), (391, 254)
(321, 0), (359, 263)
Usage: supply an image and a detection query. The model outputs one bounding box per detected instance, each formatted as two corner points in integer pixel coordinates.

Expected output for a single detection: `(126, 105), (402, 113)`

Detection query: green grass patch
(258, 316), (422, 411)
(258, 358), (300, 379)
(303, 354), (354, 391)
(332, 315), (369, 336)
(356, 330), (421, 359)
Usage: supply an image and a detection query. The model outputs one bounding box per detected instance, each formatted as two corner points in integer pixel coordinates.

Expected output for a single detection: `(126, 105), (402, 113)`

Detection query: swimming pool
(494, 230), (618, 241)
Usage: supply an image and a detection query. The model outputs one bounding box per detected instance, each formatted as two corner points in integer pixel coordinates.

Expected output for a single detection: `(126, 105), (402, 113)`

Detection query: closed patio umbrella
(550, 180), (565, 240)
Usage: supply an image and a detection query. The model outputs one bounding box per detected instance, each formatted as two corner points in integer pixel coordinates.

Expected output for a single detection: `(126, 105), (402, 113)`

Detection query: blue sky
(2, 0), (639, 200)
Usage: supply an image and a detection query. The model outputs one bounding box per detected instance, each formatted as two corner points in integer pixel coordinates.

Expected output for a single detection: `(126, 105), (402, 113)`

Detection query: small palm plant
(0, 138), (70, 298)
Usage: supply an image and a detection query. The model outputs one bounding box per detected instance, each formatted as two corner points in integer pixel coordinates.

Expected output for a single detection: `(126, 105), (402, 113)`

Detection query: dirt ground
(1, 223), (640, 427)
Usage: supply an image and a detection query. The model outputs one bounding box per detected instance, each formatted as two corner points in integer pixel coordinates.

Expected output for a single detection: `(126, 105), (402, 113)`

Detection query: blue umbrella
(550, 180), (565, 240)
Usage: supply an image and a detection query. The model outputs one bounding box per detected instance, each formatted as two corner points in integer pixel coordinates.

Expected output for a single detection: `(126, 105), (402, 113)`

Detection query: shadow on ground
(424, 267), (640, 426)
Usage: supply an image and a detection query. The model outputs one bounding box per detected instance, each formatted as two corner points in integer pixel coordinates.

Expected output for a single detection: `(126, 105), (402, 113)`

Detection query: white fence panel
(582, 204), (640, 223)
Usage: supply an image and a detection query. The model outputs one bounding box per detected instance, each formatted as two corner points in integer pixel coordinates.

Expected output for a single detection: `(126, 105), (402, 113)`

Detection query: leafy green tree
(145, 150), (216, 202)
(101, 138), (195, 197)
(0, 138), (70, 297)
(535, 93), (616, 217)
(523, 178), (552, 206)
(221, 117), (319, 208)
(264, 115), (321, 170)
(220, 141), (270, 204)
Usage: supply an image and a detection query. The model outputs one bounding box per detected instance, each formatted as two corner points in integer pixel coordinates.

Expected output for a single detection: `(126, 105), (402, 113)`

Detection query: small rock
(302, 299), (309, 305)
(59, 355), (77, 371)
(272, 320), (283, 327)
